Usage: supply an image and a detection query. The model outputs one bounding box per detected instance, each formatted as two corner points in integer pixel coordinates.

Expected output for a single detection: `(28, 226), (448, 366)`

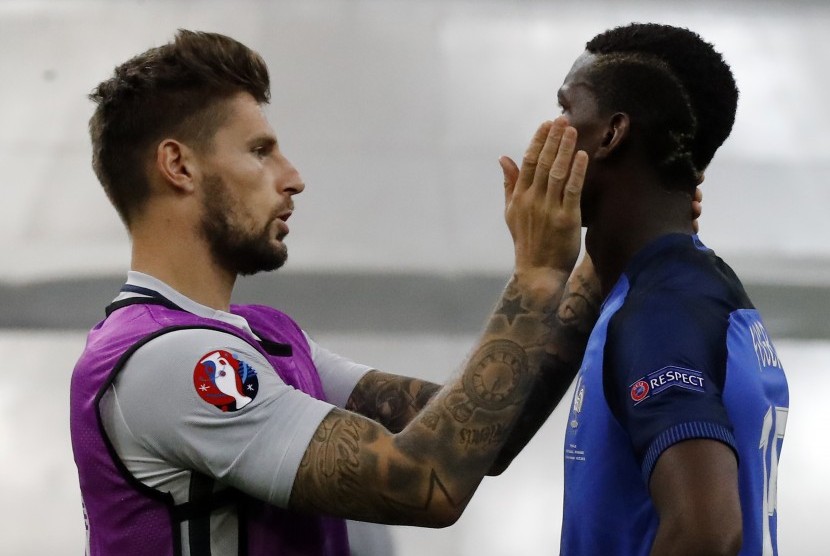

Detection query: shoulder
(604, 245), (748, 383)
(117, 328), (272, 406)
(232, 303), (297, 324)
(627, 239), (753, 311)
(129, 327), (263, 364)
(231, 303), (308, 344)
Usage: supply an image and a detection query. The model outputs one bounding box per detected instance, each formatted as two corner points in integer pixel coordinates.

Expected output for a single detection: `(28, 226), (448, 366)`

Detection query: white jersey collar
(118, 271), (258, 338)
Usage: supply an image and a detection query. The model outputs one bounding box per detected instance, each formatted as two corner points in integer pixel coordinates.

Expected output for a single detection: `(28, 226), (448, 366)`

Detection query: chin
(580, 207), (596, 228)
(229, 245), (288, 276)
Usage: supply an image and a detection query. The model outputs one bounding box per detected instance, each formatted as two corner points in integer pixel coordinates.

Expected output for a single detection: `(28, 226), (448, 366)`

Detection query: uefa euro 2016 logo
(193, 350), (259, 412)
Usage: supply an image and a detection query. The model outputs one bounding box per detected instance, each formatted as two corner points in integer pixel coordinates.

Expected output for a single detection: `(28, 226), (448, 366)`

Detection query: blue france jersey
(561, 234), (789, 555)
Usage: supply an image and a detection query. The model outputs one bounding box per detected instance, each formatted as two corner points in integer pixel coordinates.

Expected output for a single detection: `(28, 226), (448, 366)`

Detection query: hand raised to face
(500, 117), (589, 277)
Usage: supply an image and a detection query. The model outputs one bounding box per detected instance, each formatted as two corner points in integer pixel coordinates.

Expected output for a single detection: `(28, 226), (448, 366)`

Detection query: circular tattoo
(463, 340), (528, 410)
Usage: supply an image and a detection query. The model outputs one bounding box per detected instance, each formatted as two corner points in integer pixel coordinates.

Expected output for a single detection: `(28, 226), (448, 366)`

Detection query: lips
(273, 213), (290, 240)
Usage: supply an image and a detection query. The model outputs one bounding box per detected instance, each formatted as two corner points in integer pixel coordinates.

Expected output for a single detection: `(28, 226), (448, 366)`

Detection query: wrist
(511, 267), (571, 309)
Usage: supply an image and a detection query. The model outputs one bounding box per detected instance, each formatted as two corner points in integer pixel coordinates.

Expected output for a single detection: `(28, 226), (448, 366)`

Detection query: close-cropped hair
(88, 29), (271, 225)
(586, 23), (739, 190)
(585, 52), (699, 191)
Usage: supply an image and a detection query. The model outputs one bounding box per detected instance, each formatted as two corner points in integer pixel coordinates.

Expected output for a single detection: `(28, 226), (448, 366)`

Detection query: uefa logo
(630, 380), (649, 403)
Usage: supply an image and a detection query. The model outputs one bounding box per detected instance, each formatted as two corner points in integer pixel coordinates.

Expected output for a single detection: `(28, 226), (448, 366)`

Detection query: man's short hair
(88, 30), (271, 225)
(585, 23), (739, 191)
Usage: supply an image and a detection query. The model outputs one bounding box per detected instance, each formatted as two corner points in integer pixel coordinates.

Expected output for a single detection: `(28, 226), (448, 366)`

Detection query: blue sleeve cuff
(641, 421), (738, 483)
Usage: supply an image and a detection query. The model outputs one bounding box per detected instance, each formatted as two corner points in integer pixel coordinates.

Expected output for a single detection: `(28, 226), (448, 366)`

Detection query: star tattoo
(496, 294), (528, 325)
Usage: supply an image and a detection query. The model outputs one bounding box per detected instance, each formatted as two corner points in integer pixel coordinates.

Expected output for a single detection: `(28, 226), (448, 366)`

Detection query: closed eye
(557, 90), (568, 114)
(252, 144), (273, 159)
(250, 136), (277, 159)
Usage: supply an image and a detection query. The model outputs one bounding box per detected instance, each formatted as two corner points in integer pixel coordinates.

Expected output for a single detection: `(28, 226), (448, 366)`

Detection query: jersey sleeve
(303, 332), (373, 408)
(604, 288), (739, 482)
(103, 328), (335, 508)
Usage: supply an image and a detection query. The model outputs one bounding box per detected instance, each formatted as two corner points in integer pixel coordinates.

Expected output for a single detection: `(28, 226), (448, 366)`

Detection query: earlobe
(156, 139), (196, 193)
(595, 112), (630, 160)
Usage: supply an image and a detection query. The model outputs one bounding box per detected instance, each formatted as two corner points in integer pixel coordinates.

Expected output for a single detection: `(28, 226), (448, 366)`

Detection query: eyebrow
(248, 135), (278, 150)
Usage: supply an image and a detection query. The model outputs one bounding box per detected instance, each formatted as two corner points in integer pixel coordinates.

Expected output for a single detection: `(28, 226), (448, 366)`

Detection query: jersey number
(759, 405), (787, 556)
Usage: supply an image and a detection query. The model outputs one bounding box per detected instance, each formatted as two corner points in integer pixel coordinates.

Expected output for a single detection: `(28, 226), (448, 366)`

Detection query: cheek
(233, 175), (278, 218)
(571, 120), (604, 156)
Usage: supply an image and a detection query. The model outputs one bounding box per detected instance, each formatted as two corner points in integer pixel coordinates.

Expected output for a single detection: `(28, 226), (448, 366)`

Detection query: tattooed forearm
(291, 270), (590, 526)
(487, 352), (580, 475)
(460, 423), (507, 448)
(346, 371), (441, 433)
(462, 340), (528, 410)
(439, 339), (528, 425)
(489, 261), (601, 474)
(557, 272), (601, 327)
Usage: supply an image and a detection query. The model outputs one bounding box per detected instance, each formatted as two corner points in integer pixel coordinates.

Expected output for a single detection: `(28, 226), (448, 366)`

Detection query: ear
(155, 139), (197, 193)
(594, 112), (630, 161)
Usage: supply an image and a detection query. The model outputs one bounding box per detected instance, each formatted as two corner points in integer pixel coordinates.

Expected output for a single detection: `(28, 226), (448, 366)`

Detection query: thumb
(500, 156), (520, 206)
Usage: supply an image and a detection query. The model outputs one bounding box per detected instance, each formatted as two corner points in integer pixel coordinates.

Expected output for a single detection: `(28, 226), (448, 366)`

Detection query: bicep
(305, 334), (372, 408)
(649, 439), (742, 554)
(111, 329), (333, 507)
(289, 406), (454, 527)
(605, 292), (736, 476)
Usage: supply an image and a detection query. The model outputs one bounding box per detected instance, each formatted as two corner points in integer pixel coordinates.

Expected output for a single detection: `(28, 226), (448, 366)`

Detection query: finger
(692, 200), (702, 234)
(692, 186), (703, 222)
(500, 156), (520, 207)
(561, 150), (588, 214)
(516, 121), (553, 194)
(547, 126), (578, 205)
(532, 118), (567, 196)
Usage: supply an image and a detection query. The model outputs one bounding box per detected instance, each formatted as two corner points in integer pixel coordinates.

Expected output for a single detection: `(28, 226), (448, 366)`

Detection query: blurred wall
(1, 0), (829, 282)
(1, 1), (827, 555)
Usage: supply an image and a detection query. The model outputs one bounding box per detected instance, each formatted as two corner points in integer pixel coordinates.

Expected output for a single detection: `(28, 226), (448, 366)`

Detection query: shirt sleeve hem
(266, 398), (335, 507)
(641, 421), (737, 483)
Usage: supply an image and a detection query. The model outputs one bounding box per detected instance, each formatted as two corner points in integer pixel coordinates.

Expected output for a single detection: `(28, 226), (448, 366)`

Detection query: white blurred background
(1, 0), (828, 554)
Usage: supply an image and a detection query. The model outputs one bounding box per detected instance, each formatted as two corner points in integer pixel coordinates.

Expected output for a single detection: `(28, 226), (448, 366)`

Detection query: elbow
(692, 531), (742, 556)
(699, 516), (743, 555)
(718, 526), (743, 556)
(657, 522), (742, 556)
(486, 460), (509, 477)
(421, 503), (464, 529)
(694, 532), (742, 556)
(411, 495), (468, 529)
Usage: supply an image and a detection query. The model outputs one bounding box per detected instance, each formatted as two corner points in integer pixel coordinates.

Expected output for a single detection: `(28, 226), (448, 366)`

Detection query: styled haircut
(585, 23), (739, 191)
(88, 30), (271, 225)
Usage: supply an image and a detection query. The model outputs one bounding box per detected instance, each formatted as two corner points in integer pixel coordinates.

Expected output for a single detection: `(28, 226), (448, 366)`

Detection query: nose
(277, 153), (305, 196)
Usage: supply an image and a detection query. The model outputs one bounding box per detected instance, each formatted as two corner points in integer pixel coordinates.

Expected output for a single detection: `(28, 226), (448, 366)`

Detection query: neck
(585, 182), (694, 296)
(129, 215), (236, 311)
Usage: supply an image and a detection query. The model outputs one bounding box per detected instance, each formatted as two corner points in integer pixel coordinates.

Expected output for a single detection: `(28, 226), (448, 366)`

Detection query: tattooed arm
(343, 192), (696, 471)
(345, 257), (599, 467)
(288, 118), (588, 527)
(346, 371), (442, 433)
(488, 255), (600, 474)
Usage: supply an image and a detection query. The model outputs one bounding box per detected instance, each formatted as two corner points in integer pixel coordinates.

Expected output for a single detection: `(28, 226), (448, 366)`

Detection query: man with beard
(70, 30), (601, 555)
(551, 23), (789, 555)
